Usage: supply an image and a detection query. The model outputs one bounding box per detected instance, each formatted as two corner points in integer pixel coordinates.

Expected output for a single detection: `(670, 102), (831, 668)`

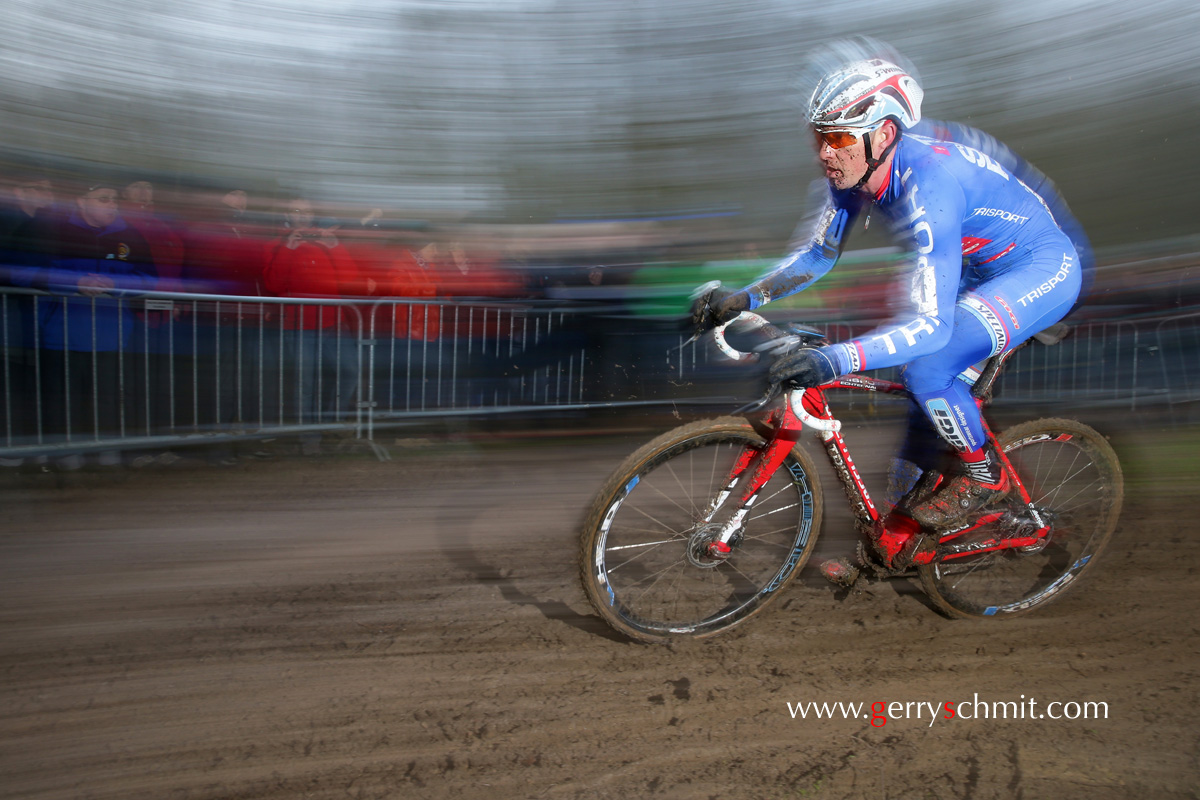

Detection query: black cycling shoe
(909, 472), (1011, 530)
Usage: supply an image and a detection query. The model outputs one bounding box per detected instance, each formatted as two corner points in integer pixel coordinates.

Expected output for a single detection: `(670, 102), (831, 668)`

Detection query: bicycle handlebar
(712, 313), (842, 434)
(710, 311), (773, 360)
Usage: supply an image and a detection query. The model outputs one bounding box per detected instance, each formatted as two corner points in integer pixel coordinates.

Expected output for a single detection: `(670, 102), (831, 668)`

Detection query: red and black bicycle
(579, 312), (1123, 643)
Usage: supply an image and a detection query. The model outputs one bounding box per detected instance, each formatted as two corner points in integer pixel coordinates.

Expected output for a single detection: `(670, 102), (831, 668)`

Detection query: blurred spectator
(122, 179), (184, 287)
(383, 240), (441, 340)
(347, 228), (444, 412)
(0, 171), (56, 255)
(436, 239), (527, 405)
(122, 177), (186, 433)
(440, 239), (525, 302)
(178, 182), (280, 443)
(526, 259), (643, 401)
(342, 219), (439, 340)
(263, 194), (371, 449)
(8, 177), (156, 439)
(181, 184), (266, 296)
(0, 169), (57, 442)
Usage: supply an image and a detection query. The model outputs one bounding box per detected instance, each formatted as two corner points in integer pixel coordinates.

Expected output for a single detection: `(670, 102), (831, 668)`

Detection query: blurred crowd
(3, 163), (1196, 455)
(0, 164), (750, 454)
(0, 167), (537, 308)
(0, 167), (598, 447)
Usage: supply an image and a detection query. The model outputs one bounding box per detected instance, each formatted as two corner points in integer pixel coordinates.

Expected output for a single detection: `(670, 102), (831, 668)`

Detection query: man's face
(285, 199), (315, 231)
(123, 180), (154, 208)
(812, 126), (877, 191)
(14, 179), (53, 213)
(223, 190), (247, 212)
(76, 187), (119, 229)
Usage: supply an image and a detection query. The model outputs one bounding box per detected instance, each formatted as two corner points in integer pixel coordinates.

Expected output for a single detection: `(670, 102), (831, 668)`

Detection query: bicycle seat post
(970, 343), (1026, 404)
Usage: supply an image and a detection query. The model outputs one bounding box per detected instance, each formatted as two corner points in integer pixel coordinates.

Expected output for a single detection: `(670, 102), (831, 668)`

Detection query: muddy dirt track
(1, 413), (1197, 800)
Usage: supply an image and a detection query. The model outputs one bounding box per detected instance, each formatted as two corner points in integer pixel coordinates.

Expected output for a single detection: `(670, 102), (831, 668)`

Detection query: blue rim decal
(765, 490), (814, 592)
(988, 553), (1094, 614)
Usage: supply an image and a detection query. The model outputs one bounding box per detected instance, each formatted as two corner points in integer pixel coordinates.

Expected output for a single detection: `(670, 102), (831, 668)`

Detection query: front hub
(687, 523), (739, 568)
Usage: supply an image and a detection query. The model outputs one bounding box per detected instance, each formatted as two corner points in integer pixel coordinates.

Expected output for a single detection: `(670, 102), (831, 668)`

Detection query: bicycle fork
(698, 402), (807, 561)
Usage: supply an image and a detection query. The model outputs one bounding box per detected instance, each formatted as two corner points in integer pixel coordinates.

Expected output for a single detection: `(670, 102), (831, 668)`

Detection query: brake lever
(675, 329), (703, 351)
(734, 381), (781, 414)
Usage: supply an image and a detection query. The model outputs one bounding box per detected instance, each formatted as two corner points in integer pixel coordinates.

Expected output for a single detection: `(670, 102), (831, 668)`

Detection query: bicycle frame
(708, 314), (1054, 567)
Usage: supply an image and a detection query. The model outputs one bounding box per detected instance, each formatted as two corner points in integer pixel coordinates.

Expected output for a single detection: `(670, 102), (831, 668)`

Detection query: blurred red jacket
(434, 249), (525, 339)
(263, 236), (369, 331)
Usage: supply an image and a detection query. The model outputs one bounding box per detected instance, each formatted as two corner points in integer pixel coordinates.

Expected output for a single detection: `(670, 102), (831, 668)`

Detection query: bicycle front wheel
(579, 416), (823, 643)
(918, 417), (1123, 618)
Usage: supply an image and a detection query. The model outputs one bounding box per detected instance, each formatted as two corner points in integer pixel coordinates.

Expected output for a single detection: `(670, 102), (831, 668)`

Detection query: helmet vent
(848, 97), (876, 121)
(878, 86), (914, 119)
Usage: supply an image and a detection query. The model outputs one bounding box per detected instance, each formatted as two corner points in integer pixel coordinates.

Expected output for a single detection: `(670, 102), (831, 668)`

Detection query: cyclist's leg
(902, 244), (1081, 527)
(886, 403), (946, 506)
(904, 301), (1005, 456)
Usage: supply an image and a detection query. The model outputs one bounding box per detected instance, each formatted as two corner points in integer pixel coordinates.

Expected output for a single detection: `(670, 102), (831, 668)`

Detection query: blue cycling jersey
(740, 123), (1083, 374)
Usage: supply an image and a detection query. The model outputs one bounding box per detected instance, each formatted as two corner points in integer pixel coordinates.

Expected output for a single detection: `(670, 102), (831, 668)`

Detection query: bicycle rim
(919, 418), (1123, 618)
(580, 418), (822, 642)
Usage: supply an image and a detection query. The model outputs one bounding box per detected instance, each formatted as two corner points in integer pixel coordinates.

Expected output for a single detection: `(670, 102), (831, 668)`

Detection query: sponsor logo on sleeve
(953, 144), (1011, 180)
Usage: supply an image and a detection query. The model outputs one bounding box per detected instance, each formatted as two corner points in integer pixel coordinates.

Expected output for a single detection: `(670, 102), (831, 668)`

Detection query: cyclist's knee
(901, 357), (957, 395)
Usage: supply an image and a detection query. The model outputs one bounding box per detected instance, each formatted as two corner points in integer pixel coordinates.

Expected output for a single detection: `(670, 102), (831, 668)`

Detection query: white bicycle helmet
(808, 58), (923, 131)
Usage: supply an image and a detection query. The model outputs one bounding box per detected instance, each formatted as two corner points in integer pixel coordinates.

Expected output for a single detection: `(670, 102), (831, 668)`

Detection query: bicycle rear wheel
(918, 417), (1123, 618)
(579, 416), (823, 643)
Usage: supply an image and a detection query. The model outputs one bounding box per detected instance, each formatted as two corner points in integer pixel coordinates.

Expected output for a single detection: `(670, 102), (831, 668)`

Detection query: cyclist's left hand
(768, 347), (839, 388)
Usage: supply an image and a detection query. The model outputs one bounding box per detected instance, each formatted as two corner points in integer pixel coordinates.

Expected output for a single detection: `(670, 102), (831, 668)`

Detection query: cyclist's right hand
(689, 282), (749, 336)
(767, 347), (839, 388)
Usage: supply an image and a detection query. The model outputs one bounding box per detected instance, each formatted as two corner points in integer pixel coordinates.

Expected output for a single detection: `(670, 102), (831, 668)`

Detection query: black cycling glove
(689, 284), (749, 334)
(767, 347), (839, 388)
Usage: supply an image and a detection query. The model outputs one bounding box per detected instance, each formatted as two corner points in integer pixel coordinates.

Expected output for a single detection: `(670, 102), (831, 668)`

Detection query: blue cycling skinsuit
(731, 120), (1085, 461)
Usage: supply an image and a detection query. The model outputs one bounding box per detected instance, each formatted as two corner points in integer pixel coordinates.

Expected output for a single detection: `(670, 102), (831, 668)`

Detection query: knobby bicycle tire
(918, 417), (1123, 619)
(579, 416), (824, 643)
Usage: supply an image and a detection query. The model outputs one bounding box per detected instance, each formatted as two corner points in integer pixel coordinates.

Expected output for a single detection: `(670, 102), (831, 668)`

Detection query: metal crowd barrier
(0, 288), (589, 459)
(671, 311), (1200, 415)
(2, 285), (1199, 460)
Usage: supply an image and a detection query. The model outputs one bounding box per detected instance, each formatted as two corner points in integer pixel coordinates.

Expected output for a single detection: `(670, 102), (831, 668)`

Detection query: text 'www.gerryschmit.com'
(787, 694), (1109, 727)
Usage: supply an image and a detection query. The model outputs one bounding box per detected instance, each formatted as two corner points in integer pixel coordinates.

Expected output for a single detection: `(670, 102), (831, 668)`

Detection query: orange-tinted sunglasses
(812, 125), (877, 150)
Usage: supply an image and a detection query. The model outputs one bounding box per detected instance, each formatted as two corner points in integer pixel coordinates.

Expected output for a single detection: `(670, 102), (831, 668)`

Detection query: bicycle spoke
(747, 502), (801, 523)
(722, 558), (766, 590)
(619, 554), (691, 593)
(620, 499), (691, 537)
(741, 527), (799, 545)
(607, 536), (686, 552)
(606, 534), (687, 573)
(942, 552), (1002, 589)
(644, 466), (703, 520)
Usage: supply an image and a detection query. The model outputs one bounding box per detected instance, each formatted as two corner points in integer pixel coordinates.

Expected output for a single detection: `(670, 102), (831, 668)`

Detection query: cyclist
(693, 54), (1088, 573)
